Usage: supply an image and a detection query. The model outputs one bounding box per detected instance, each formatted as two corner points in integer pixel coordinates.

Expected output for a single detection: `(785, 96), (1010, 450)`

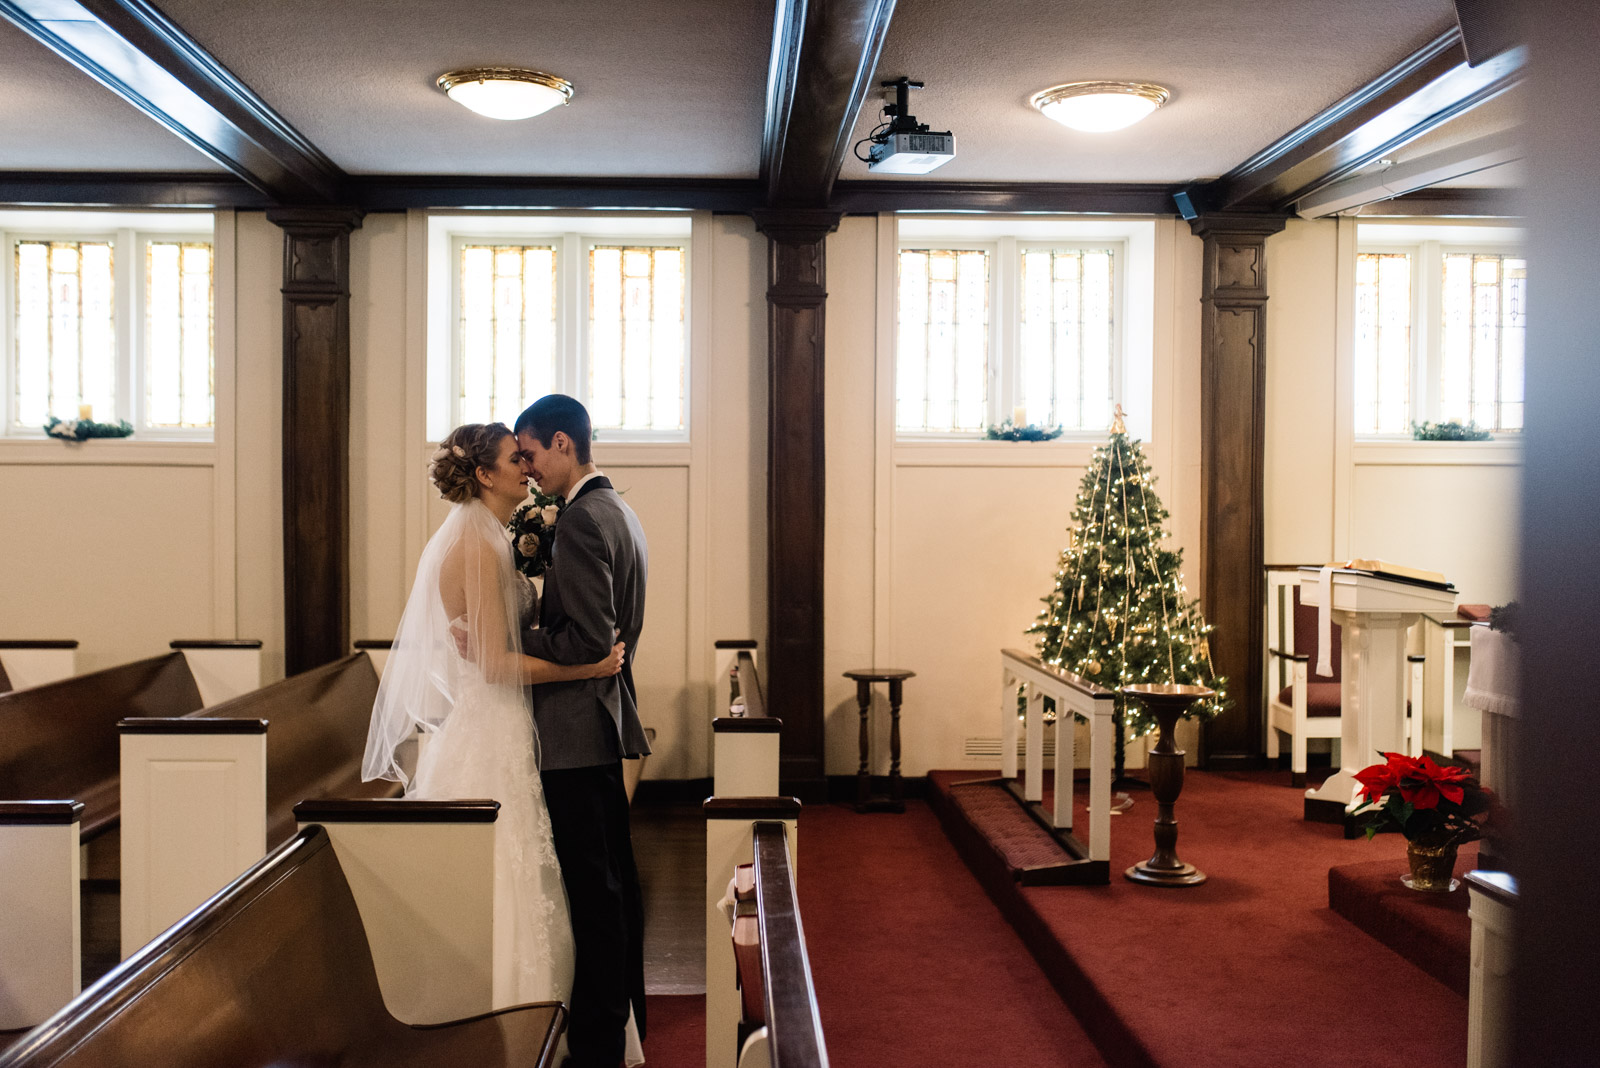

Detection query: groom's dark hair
(515, 394), (593, 464)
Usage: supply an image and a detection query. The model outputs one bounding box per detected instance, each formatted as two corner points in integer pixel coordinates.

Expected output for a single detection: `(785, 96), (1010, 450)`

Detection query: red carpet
(930, 769), (1470, 1068)
(797, 801), (1107, 1067)
(642, 994), (706, 1068)
(1328, 853), (1475, 996)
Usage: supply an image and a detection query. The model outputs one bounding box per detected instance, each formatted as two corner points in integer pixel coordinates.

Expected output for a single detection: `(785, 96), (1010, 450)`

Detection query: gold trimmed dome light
(437, 68), (574, 120)
(1030, 81), (1170, 133)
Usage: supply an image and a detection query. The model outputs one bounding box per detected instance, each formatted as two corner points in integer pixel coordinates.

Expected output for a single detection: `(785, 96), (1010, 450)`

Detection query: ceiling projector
(861, 77), (956, 175)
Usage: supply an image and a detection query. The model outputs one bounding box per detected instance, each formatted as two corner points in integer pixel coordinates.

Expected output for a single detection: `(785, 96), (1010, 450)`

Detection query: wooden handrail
(752, 821), (828, 1068)
(736, 650), (767, 719)
(999, 648), (1113, 699)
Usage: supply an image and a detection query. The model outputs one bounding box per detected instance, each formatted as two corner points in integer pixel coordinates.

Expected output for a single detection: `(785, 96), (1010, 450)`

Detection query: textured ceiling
(0, 19), (221, 171)
(151, 0), (773, 177)
(841, 0), (1461, 183)
(0, 0), (1518, 193)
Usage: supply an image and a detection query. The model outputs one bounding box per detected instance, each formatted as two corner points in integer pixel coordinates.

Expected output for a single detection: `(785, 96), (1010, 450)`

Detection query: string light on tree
(1027, 405), (1227, 782)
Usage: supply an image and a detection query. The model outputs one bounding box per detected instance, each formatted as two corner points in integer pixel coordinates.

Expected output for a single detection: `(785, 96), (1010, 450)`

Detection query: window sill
(893, 438), (1099, 467)
(1352, 439), (1523, 466)
(0, 437), (216, 466)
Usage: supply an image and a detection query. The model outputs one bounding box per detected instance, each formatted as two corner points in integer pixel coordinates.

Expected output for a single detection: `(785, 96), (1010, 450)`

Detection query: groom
(515, 394), (651, 1068)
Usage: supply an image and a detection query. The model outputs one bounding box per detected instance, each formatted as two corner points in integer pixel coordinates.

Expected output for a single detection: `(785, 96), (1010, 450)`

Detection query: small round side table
(843, 668), (915, 813)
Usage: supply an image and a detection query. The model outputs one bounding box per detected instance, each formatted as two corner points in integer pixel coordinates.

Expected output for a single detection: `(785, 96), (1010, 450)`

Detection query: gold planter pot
(1404, 839), (1460, 892)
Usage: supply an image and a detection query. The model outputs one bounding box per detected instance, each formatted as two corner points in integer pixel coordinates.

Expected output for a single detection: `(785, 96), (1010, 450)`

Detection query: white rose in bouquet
(517, 533), (540, 557)
(540, 504), (561, 526)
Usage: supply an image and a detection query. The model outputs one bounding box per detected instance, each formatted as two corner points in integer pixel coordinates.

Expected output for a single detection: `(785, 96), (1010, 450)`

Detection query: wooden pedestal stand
(1122, 684), (1213, 888)
(844, 668), (914, 813)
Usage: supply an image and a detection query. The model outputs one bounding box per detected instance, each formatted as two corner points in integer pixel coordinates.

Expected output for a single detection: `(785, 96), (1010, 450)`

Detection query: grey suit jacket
(523, 476), (652, 771)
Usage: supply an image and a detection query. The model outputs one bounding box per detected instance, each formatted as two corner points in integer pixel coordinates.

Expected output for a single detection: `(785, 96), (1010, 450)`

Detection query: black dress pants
(541, 761), (646, 1068)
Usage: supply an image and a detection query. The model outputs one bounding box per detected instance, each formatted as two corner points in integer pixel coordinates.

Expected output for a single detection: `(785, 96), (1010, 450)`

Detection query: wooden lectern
(1298, 566), (1456, 831)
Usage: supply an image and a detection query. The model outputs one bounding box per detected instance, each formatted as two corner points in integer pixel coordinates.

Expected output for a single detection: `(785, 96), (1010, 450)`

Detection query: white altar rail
(169, 639), (263, 706)
(998, 648), (1115, 882)
(294, 799), (501, 1025)
(0, 640), (78, 692)
(0, 801), (82, 1030)
(705, 797), (805, 1068)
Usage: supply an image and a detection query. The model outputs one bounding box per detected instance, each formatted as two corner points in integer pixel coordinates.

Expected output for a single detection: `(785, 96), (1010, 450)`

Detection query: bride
(362, 421), (637, 1059)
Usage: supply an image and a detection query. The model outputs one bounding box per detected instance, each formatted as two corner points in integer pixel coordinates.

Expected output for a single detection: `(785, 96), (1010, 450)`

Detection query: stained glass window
(1441, 253), (1525, 431)
(1354, 252), (1413, 435)
(12, 239), (116, 427)
(145, 241), (214, 427)
(588, 245), (685, 431)
(1019, 247), (1115, 431)
(896, 248), (989, 431)
(458, 244), (558, 426)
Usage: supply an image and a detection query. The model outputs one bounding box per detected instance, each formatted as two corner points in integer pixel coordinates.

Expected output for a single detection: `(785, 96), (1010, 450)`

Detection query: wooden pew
(712, 641), (780, 797)
(0, 652), (203, 844)
(118, 653), (398, 956)
(0, 821), (565, 1068)
(0, 803), (82, 1033)
(169, 639), (263, 706)
(0, 641), (79, 694)
(705, 800), (826, 1068)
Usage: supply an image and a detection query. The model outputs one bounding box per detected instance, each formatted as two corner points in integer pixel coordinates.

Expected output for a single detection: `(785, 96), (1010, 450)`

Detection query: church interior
(2, 0), (1597, 1064)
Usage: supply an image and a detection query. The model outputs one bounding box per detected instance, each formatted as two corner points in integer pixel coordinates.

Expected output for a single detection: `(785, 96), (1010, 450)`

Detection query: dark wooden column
(752, 209), (841, 797)
(266, 207), (364, 676)
(1189, 213), (1287, 764)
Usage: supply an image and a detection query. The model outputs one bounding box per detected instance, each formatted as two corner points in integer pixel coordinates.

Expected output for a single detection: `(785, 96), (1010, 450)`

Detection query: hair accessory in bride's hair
(452, 445), (466, 458)
(430, 446), (450, 463)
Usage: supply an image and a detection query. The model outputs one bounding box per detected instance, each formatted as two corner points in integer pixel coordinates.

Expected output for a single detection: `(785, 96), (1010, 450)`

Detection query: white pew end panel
(0, 641), (78, 692)
(0, 801), (83, 1031)
(295, 798), (501, 1027)
(118, 718), (268, 959)
(169, 640), (264, 706)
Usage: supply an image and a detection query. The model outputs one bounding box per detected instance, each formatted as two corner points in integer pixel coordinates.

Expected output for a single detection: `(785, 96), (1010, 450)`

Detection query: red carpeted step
(1327, 851), (1476, 996)
(942, 774), (1083, 878)
(930, 768), (1468, 1068)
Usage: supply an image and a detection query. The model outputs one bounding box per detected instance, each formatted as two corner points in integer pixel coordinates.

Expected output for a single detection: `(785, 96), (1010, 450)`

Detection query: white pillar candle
(1012, 405), (1027, 427)
(78, 404), (93, 421)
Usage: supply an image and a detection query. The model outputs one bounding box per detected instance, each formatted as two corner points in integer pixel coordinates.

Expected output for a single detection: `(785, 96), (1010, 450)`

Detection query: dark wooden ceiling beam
(353, 176), (764, 213)
(830, 180), (1180, 215)
(1179, 27), (1524, 215)
(1349, 186), (1520, 217)
(0, 0), (343, 203)
(761, 0), (897, 207)
(0, 171), (272, 208)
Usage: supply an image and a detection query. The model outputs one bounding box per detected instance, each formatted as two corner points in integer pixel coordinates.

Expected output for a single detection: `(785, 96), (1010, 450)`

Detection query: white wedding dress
(362, 498), (642, 1065)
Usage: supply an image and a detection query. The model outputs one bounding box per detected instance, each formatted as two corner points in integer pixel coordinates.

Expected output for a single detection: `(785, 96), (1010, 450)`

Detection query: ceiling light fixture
(437, 68), (574, 120)
(1030, 81), (1170, 133)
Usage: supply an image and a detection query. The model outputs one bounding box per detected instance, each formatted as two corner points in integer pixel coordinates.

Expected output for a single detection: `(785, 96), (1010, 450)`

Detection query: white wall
(823, 216), (1207, 777)
(0, 207), (1519, 775)
(1264, 217), (1522, 605)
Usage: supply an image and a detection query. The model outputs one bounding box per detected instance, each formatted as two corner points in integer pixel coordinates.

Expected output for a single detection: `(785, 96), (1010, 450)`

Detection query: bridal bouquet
(510, 488), (564, 579)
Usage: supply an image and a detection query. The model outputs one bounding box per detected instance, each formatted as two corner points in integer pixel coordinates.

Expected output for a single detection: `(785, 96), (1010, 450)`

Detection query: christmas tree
(1027, 407), (1227, 779)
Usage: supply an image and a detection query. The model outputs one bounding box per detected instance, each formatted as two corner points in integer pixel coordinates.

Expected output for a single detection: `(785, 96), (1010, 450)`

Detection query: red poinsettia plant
(1350, 752), (1493, 847)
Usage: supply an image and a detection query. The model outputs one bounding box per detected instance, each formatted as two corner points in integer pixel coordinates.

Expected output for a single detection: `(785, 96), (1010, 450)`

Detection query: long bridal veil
(362, 498), (531, 785)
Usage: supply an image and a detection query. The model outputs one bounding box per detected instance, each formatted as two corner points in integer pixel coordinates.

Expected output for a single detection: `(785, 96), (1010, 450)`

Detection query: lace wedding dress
(363, 498), (642, 1064)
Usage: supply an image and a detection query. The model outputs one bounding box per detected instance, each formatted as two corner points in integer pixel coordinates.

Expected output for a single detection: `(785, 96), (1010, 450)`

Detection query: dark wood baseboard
(632, 778), (713, 807)
(1203, 754), (1273, 772)
(825, 774), (929, 804)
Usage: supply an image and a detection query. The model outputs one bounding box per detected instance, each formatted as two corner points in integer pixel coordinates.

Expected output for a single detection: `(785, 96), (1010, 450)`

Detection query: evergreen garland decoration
(44, 417), (134, 441)
(985, 421), (1065, 442)
(1026, 409), (1227, 778)
(1411, 419), (1493, 441)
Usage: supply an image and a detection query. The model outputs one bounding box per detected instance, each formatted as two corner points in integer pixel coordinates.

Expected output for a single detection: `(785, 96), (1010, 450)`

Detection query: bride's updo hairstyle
(430, 422), (514, 503)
